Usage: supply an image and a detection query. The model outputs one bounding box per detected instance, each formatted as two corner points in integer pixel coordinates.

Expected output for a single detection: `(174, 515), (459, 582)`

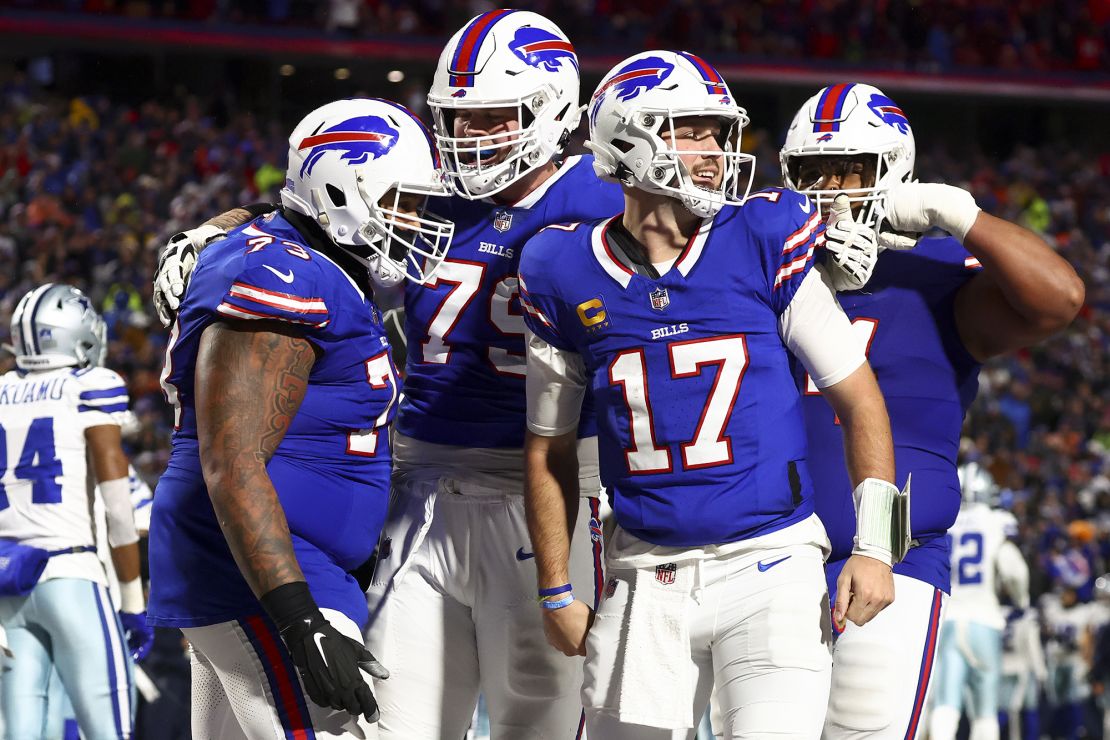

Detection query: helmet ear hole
(326, 184), (347, 208)
(611, 138), (635, 154)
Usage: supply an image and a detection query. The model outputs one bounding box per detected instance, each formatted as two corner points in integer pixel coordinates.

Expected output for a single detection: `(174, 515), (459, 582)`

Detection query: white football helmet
(281, 97), (454, 287)
(587, 50), (754, 218)
(427, 10), (581, 199)
(12, 283), (107, 371)
(958, 461), (998, 506)
(780, 83), (915, 229)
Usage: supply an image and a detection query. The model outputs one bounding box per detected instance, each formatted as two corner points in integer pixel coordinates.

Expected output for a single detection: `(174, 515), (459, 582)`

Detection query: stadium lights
(387, 70), (405, 83)
(334, 67), (351, 80)
(279, 64), (295, 76)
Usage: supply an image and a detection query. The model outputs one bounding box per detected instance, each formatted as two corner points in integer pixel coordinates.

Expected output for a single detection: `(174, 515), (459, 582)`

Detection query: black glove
(260, 582), (389, 722)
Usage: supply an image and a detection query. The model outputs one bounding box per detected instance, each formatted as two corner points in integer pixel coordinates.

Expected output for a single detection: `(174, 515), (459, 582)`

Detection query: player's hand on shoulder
(823, 194), (879, 292)
(154, 224), (227, 326)
(541, 598), (594, 657)
(834, 553), (894, 630)
(881, 182), (980, 243)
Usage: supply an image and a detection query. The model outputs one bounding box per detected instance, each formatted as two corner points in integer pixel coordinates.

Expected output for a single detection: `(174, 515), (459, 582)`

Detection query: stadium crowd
(3, 0), (1110, 75)
(0, 67), (1106, 735)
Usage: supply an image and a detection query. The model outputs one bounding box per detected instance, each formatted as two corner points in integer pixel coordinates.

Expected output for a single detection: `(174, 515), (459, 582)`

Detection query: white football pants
(822, 573), (947, 740)
(183, 608), (378, 740)
(366, 476), (603, 740)
(585, 524), (833, 739)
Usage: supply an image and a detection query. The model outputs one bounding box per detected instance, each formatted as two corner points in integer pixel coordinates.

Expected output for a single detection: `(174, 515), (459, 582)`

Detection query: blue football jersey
(397, 155), (624, 448)
(149, 211), (399, 629)
(520, 188), (823, 547)
(802, 236), (982, 594)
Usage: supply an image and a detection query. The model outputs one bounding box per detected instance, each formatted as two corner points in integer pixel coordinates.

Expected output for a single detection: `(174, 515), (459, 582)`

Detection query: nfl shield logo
(655, 562), (677, 585)
(649, 286), (669, 311)
(605, 577), (618, 599)
(493, 210), (513, 233)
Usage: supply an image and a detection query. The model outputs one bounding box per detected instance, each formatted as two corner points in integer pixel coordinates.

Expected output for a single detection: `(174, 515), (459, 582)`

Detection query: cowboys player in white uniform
(929, 463), (1030, 740)
(0, 284), (147, 739)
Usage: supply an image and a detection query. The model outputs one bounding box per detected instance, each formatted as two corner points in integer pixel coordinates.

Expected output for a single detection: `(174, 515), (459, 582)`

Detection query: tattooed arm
(205, 207), (256, 232)
(195, 320), (319, 597)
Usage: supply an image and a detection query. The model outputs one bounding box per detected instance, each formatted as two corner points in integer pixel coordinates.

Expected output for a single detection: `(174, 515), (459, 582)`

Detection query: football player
(152, 11), (627, 739)
(146, 97), (453, 738)
(0, 284), (145, 739)
(929, 463), (1030, 740)
(779, 82), (1084, 739)
(999, 604), (1046, 740)
(520, 51), (902, 739)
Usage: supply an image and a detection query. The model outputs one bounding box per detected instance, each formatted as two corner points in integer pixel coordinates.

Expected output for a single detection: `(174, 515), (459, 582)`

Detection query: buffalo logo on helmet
(297, 115), (400, 178)
(508, 26), (578, 72)
(816, 133), (834, 143)
(590, 55), (675, 127)
(598, 55), (675, 103)
(866, 94), (910, 135)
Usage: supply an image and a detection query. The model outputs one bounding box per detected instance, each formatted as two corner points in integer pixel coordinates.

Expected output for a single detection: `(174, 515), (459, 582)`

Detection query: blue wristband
(538, 584), (572, 598)
(539, 594), (575, 610)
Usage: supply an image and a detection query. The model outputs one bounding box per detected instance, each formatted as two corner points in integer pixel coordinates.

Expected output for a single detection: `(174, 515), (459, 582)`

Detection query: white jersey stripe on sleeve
(782, 212), (820, 254)
(228, 283), (328, 315)
(217, 302), (330, 328)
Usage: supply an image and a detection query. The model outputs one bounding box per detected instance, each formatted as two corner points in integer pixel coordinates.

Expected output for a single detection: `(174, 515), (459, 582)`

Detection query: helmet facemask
(597, 108), (755, 219)
(430, 90), (573, 199)
(354, 177), (455, 287)
(782, 146), (911, 230)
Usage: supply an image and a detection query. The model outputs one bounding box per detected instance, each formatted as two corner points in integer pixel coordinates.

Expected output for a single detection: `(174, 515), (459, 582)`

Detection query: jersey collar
(484, 155), (583, 210)
(591, 214), (715, 289)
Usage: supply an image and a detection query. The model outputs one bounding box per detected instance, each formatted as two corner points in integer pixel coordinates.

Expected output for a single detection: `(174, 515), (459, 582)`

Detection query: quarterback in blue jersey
(780, 82), (1084, 740)
(521, 51), (904, 739)
(147, 97), (454, 738)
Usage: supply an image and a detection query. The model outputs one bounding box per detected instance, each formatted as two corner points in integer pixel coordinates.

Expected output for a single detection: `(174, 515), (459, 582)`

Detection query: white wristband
(931, 185), (980, 242)
(852, 478), (898, 567)
(119, 577), (145, 614)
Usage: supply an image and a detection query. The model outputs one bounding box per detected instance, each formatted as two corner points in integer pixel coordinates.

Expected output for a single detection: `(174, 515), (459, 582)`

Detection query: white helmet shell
(12, 283), (107, 371)
(427, 10), (581, 199)
(958, 461), (998, 506)
(280, 97), (454, 286)
(780, 83), (915, 229)
(587, 50), (755, 218)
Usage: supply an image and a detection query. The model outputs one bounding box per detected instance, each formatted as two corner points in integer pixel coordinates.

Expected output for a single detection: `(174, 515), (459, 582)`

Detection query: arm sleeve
(765, 191), (822, 315)
(212, 250), (332, 329)
(74, 367), (131, 430)
(779, 266), (866, 389)
(518, 273), (572, 350)
(526, 329), (588, 437)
